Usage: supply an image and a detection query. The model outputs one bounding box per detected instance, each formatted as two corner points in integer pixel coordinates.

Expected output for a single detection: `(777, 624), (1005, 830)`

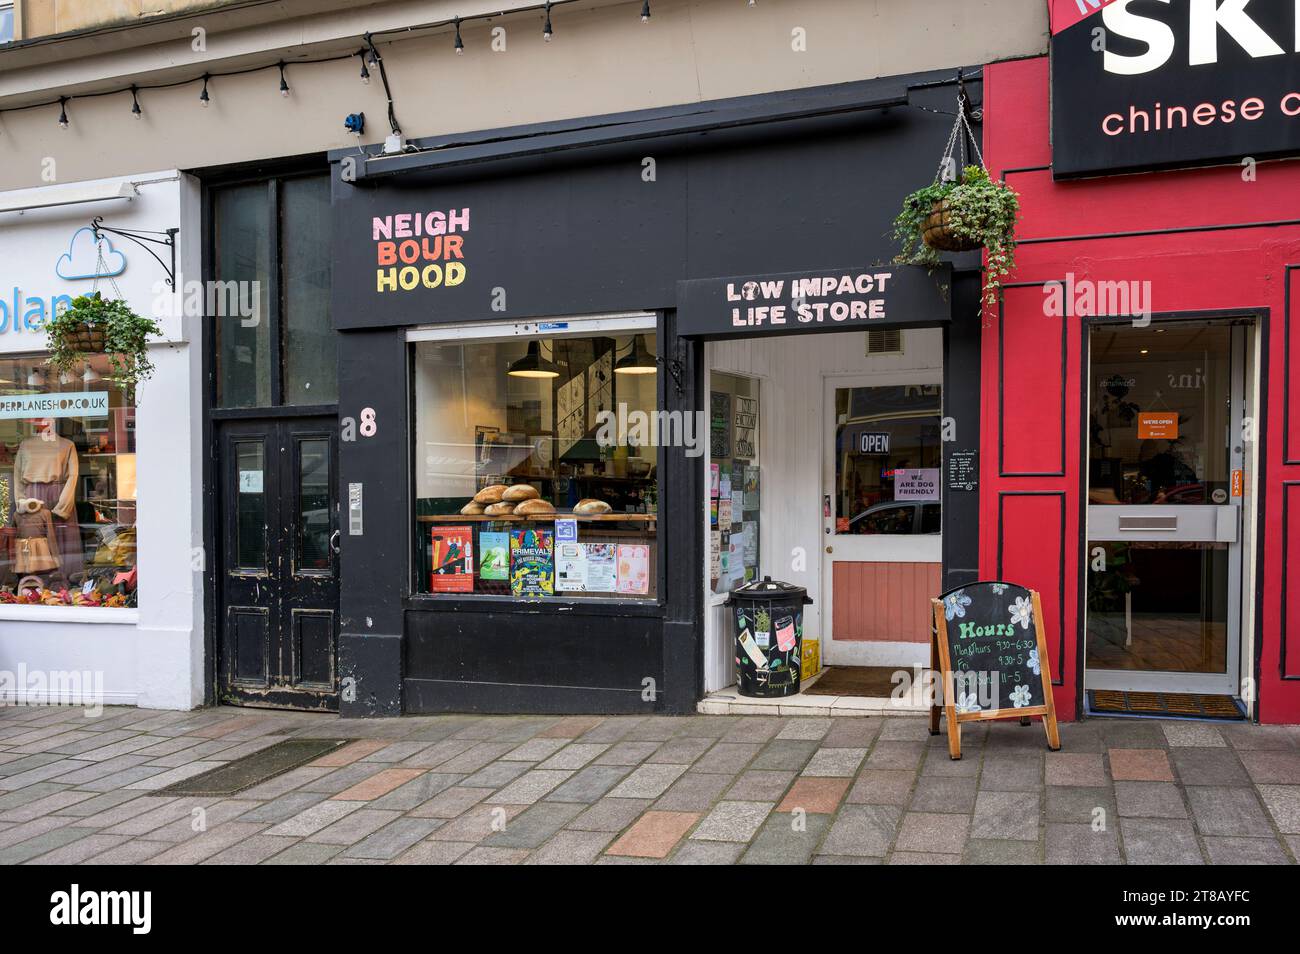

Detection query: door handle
(330, 530), (341, 555)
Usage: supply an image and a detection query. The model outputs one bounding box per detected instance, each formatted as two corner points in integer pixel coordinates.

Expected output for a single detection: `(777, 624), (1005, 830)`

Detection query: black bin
(726, 576), (813, 698)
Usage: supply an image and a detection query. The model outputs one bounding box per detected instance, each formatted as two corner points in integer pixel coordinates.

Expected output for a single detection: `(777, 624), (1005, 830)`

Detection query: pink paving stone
(539, 716), (605, 738)
(606, 811), (701, 858)
(777, 777), (851, 814)
(1045, 752), (1108, 787)
(189, 716), (266, 739)
(1108, 748), (1174, 782)
(310, 739), (390, 767)
(330, 768), (426, 801)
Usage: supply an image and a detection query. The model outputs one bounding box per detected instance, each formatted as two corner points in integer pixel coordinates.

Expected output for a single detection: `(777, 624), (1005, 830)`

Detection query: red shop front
(978, 1), (1300, 724)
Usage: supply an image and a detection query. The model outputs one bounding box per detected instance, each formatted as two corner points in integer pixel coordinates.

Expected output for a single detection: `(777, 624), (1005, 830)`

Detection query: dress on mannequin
(13, 426), (83, 582)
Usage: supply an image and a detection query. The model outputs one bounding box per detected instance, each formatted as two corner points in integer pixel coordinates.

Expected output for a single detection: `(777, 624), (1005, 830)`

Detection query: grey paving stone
(726, 769), (796, 802)
(739, 813), (829, 865)
(234, 791), (330, 825)
(653, 772), (733, 812)
(25, 832), (131, 865)
(673, 715), (739, 739)
(720, 717), (784, 744)
(79, 838), (175, 865)
(777, 718), (832, 741)
(647, 736), (715, 765)
(537, 743), (610, 771)
(879, 718), (935, 742)
(802, 747), (868, 777)
(669, 840), (746, 865)
(143, 822), (267, 865)
(0, 825), (93, 864)
(1044, 823), (1121, 864)
(202, 834), (302, 865)
(370, 772), (463, 810)
(1120, 818), (1204, 864)
(261, 842), (345, 866)
(1239, 750), (1300, 785)
(1044, 785), (1115, 825)
(51, 789), (142, 818)
(483, 802), (584, 849)
(820, 805), (903, 857)
(526, 829), (615, 864)
(1115, 781), (1188, 819)
(397, 738), (478, 768)
(142, 799), (259, 842)
(895, 811), (970, 854)
(811, 854), (882, 864)
(390, 840), (475, 865)
(750, 740), (818, 771)
(979, 752), (1044, 792)
(889, 851), (962, 864)
(544, 764), (632, 804)
(692, 743), (762, 775)
(343, 817), (444, 859)
(238, 766), (333, 800)
(847, 769), (915, 806)
(266, 799), (362, 837)
(971, 790), (1040, 841)
(407, 786), (494, 819)
(908, 776), (977, 813)
(1222, 724), (1296, 751)
(357, 741), (433, 763)
(1202, 836), (1290, 864)
(458, 760), (530, 790)
(822, 718), (882, 748)
(921, 746), (981, 777)
(486, 769), (574, 805)
(1256, 785), (1300, 835)
(455, 846), (529, 865)
(865, 741), (925, 772)
(577, 717), (645, 744)
(308, 808), (401, 845)
(594, 741), (662, 765)
(1170, 747), (1249, 786)
(567, 797), (654, 833)
(691, 801), (772, 842)
(0, 784), (90, 818)
(1161, 722), (1225, 748)
(1186, 786), (1271, 836)
(963, 839), (1041, 864)
(501, 738), (569, 762)
(434, 742), (516, 774)
(607, 762), (688, 799)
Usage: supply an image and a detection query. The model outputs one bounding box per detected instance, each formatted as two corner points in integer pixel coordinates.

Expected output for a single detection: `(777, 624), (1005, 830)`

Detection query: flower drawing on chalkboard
(1009, 684), (1032, 708)
(1009, 596), (1033, 630)
(956, 691), (982, 714)
(1027, 648), (1041, 676)
(944, 591), (972, 621)
(990, 583), (1008, 595)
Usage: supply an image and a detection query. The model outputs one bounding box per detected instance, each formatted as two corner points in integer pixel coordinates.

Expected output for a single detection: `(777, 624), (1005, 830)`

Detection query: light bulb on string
(130, 86), (142, 119)
(199, 75), (211, 108)
(358, 50), (371, 84)
(278, 63), (290, 98)
(454, 17), (464, 54)
(543, 1), (553, 41)
(57, 98), (69, 129)
(642, 1), (651, 21)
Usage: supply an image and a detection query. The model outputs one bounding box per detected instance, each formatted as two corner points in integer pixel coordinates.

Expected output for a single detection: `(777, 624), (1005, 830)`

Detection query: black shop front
(328, 69), (983, 717)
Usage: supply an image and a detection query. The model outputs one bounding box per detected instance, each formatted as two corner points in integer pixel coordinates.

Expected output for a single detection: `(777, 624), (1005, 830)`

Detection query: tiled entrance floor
(0, 704), (1296, 864)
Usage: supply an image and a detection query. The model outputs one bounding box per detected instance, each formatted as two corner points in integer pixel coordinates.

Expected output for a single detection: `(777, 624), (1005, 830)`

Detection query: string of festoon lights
(0, 0), (765, 143)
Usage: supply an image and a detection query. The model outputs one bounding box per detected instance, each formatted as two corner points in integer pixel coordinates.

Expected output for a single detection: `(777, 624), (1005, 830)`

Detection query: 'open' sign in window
(860, 432), (890, 454)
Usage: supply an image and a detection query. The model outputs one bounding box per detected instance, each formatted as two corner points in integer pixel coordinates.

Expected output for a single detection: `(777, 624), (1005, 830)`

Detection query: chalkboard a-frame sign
(929, 581), (1061, 760)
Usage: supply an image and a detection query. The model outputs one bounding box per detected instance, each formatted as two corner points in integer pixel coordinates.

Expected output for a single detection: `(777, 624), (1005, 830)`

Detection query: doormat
(157, 738), (350, 797)
(801, 666), (900, 698)
(1087, 690), (1245, 721)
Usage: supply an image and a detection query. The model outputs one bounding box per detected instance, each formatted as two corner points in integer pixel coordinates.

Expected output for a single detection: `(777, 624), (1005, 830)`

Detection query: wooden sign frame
(928, 587), (1061, 760)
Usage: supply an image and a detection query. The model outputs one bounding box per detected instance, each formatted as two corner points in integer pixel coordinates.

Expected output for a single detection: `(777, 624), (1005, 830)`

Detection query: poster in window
(734, 397), (758, 460)
(556, 373), (586, 458)
(555, 542), (587, 592)
(583, 543), (617, 592)
(710, 392), (731, 459)
(479, 531), (510, 581)
(429, 526), (474, 593)
(616, 544), (650, 595)
(511, 528), (554, 597)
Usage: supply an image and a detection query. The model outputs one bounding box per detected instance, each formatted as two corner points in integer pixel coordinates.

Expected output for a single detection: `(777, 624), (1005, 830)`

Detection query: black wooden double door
(217, 417), (339, 710)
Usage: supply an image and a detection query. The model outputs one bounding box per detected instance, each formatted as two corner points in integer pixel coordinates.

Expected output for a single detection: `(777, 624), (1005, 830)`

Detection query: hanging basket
(56, 321), (108, 354)
(921, 199), (983, 253)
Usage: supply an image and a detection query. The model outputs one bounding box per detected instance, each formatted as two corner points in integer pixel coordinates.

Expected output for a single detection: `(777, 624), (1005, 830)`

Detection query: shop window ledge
(0, 605), (140, 625)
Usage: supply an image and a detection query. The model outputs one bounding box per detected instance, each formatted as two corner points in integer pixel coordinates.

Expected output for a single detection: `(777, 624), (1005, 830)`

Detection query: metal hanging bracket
(89, 216), (179, 288)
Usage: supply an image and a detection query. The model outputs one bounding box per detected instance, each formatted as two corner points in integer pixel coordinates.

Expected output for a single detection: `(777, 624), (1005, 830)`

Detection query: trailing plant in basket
(45, 293), (162, 394)
(893, 166), (1021, 309)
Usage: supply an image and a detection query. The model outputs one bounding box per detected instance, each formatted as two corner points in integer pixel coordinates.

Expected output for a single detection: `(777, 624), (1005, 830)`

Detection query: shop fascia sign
(1051, 0), (1300, 178)
(0, 225), (127, 337)
(675, 265), (950, 339)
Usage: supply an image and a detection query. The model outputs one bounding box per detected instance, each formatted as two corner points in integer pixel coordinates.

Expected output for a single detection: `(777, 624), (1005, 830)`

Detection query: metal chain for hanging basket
(921, 85), (987, 254)
(63, 238), (126, 355)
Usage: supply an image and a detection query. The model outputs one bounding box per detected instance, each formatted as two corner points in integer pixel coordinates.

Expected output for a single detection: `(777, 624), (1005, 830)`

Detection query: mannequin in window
(13, 418), (83, 581)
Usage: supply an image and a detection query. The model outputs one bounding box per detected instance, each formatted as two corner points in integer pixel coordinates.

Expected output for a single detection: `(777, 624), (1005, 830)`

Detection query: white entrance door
(822, 373), (943, 667)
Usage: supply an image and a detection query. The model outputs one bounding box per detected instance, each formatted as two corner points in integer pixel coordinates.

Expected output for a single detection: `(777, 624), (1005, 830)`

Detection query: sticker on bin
(775, 615), (796, 652)
(737, 628), (769, 669)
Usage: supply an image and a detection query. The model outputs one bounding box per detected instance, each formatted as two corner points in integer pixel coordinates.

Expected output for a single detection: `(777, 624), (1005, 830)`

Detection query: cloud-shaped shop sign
(55, 227), (127, 281)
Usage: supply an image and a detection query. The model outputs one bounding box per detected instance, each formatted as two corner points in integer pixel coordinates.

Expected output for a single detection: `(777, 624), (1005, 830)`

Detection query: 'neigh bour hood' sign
(1051, 0), (1300, 178)
(675, 265), (950, 339)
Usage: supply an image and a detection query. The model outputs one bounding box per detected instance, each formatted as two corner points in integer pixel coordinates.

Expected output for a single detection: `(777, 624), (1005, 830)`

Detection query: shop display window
(413, 332), (658, 600)
(708, 373), (760, 595)
(833, 384), (942, 535)
(0, 354), (137, 608)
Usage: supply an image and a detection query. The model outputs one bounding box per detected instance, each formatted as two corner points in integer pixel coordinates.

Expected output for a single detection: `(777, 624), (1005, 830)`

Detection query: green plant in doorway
(45, 292), (162, 398)
(893, 166), (1021, 309)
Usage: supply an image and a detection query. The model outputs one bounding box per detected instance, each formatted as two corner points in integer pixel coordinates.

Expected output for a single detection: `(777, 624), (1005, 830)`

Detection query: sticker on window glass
(239, 470), (264, 493)
(1137, 412), (1178, 440)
